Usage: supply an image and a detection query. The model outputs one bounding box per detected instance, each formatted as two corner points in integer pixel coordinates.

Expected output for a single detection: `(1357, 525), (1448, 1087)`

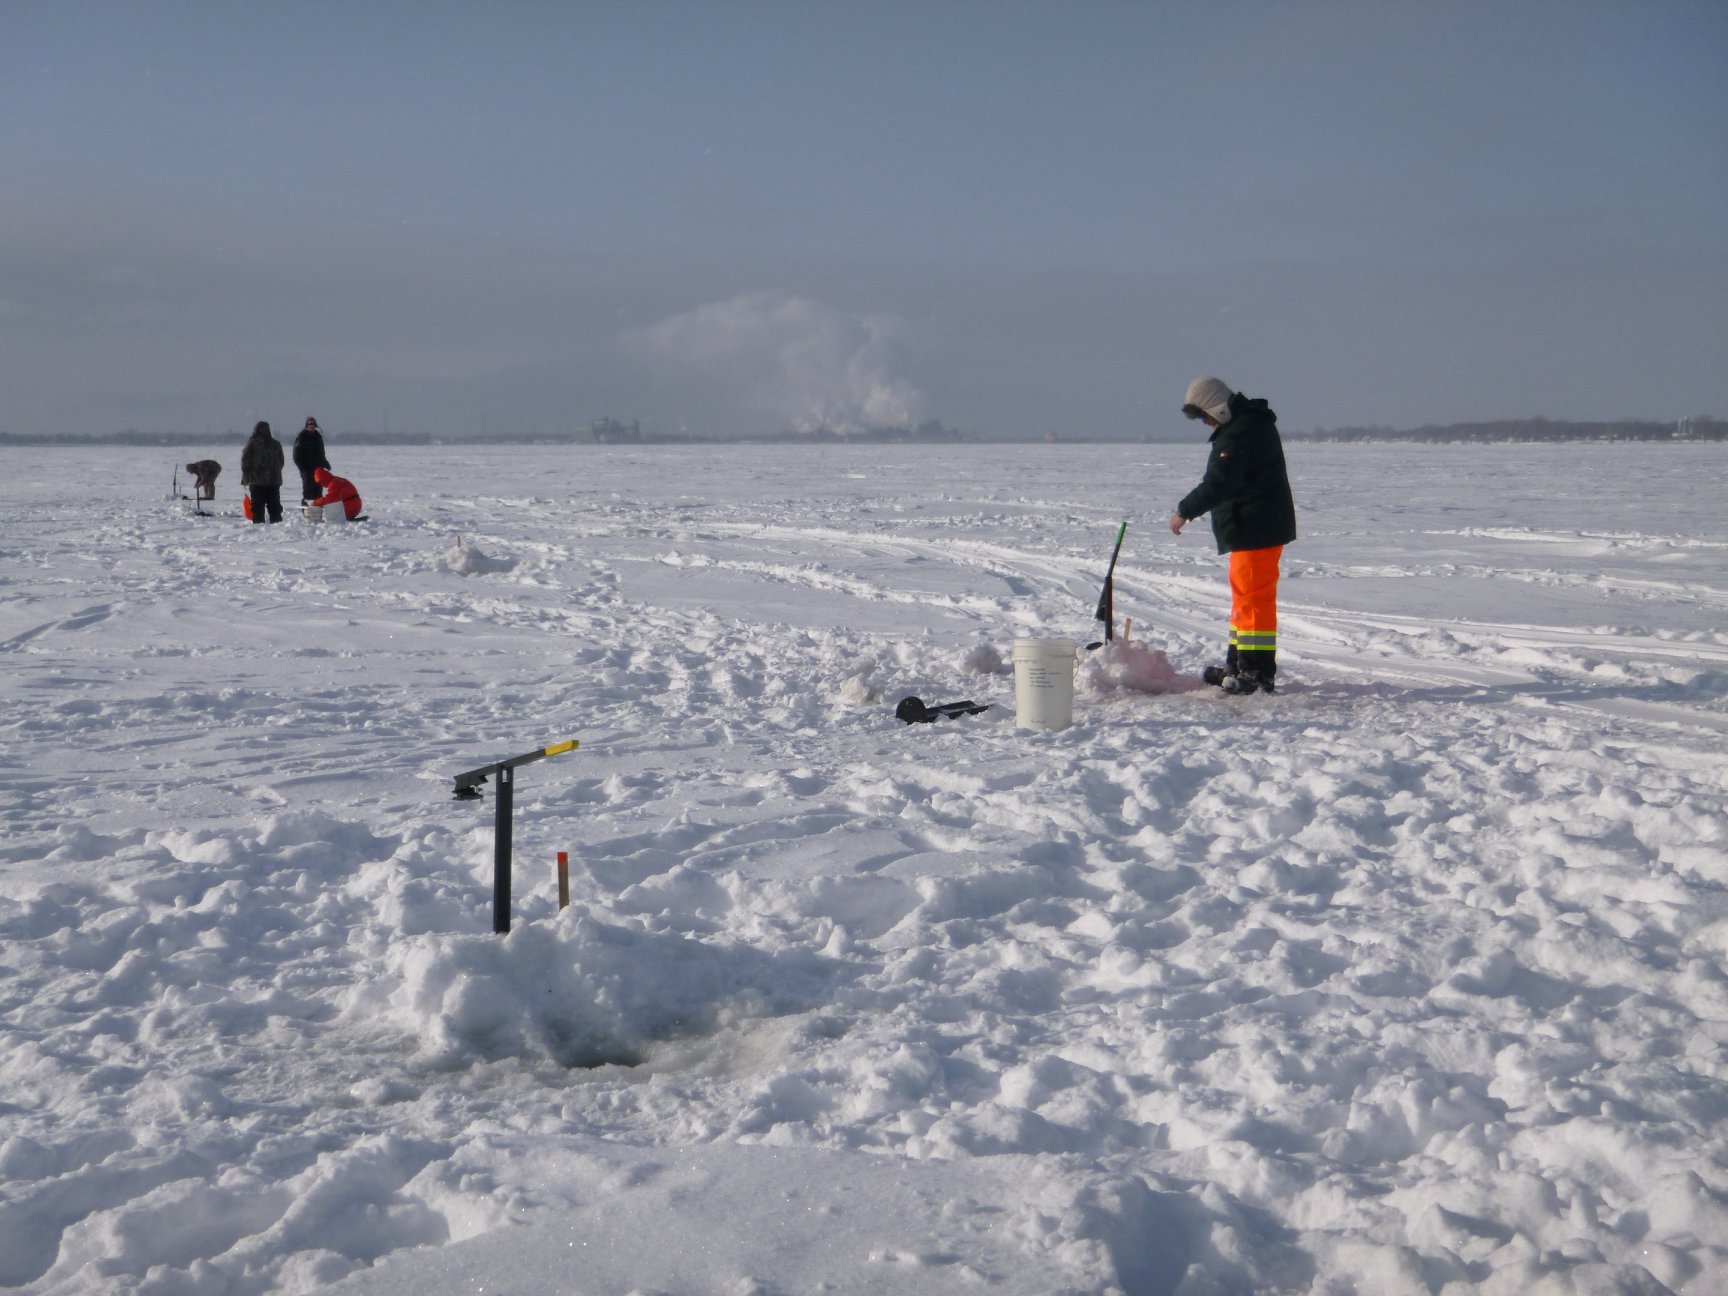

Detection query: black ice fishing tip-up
(895, 696), (991, 724)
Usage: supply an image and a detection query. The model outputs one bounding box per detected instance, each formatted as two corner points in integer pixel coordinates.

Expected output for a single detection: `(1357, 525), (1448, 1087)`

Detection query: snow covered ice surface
(2, 442), (1726, 1296)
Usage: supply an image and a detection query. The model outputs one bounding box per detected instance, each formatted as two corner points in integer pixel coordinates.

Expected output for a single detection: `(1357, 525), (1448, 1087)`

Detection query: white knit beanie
(1182, 377), (1235, 425)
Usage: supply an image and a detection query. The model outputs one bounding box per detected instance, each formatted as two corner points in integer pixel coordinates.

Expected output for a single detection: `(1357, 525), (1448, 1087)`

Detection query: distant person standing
(241, 421), (286, 524)
(292, 417), (332, 502)
(1168, 377), (1297, 694)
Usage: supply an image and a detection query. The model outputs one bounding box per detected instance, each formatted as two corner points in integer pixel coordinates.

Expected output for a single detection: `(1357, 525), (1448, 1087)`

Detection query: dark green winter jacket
(1176, 393), (1297, 554)
(241, 430), (285, 488)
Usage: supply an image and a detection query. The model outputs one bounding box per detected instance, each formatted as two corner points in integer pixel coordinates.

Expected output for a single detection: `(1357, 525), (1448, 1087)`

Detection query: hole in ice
(394, 912), (844, 1076)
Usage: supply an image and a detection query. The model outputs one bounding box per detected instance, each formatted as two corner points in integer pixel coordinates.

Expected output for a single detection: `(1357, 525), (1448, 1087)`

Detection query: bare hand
(1168, 513), (1187, 535)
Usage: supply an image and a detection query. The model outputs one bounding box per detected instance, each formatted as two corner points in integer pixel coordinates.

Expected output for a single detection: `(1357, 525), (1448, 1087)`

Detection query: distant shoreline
(1288, 417), (1724, 444)
(0, 419), (1723, 448)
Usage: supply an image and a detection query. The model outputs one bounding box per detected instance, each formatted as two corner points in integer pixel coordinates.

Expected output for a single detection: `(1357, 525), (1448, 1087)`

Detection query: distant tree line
(0, 417), (978, 446)
(0, 429), (439, 447)
(1291, 417), (1725, 443)
(3, 416), (1722, 447)
(756, 419), (976, 444)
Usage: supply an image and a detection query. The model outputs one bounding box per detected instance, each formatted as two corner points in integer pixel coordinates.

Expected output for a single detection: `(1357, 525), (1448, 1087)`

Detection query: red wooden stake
(557, 851), (570, 909)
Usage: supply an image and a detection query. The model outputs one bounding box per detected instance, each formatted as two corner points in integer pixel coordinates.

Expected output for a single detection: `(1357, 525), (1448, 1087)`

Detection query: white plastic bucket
(301, 504), (324, 522)
(1012, 639), (1077, 731)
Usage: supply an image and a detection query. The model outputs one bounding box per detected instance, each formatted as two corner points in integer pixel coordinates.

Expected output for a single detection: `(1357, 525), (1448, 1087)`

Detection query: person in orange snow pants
(1168, 376), (1297, 695)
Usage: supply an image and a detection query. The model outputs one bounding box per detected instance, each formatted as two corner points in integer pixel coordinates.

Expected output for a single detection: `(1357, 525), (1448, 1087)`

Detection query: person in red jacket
(309, 467), (364, 520)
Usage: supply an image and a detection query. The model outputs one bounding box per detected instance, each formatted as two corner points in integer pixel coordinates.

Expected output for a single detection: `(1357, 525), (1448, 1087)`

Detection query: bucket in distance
(1012, 639), (1077, 730)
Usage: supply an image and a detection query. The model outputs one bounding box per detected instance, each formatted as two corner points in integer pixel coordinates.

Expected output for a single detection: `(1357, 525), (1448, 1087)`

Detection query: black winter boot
(1223, 669), (1275, 696)
(1203, 645), (1241, 687)
(1235, 648), (1276, 693)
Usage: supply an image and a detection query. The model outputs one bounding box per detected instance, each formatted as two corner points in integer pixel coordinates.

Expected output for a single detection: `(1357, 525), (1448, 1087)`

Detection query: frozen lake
(2, 440), (1725, 1294)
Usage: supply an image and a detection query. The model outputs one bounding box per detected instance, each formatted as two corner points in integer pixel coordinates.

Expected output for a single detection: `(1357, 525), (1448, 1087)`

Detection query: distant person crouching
(185, 460), (221, 500)
(309, 467), (364, 520)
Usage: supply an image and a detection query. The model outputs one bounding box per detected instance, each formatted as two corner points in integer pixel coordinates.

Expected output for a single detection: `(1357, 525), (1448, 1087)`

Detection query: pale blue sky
(3, 1), (1724, 439)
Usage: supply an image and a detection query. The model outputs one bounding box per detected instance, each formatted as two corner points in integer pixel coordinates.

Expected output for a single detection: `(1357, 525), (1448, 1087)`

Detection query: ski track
(1, 443), (1726, 1295)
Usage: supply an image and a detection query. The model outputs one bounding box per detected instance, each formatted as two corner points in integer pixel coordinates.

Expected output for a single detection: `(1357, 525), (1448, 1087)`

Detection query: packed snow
(2, 441), (1725, 1295)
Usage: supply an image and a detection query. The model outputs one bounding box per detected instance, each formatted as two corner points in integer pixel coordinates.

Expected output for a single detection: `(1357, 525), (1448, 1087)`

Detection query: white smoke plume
(634, 292), (928, 434)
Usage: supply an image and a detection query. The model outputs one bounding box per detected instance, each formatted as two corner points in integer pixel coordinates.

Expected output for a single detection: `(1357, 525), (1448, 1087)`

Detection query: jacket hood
(1182, 377), (1236, 425)
(313, 468), (332, 484)
(1233, 393), (1275, 422)
(1207, 393), (1277, 443)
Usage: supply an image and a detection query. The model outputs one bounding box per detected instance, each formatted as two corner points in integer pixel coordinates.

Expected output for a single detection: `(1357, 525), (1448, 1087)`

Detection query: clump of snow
(961, 641), (1008, 674)
(836, 655), (884, 706)
(436, 534), (516, 575)
(835, 674), (878, 706)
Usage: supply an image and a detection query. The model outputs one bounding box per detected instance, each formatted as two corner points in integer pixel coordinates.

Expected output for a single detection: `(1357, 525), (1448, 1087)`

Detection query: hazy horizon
(3, 2), (1724, 441)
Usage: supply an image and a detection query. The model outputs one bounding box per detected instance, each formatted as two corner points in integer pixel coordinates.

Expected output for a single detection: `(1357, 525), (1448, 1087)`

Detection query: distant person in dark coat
(1169, 376), (1297, 695)
(293, 418), (332, 502)
(240, 421), (286, 523)
(185, 460), (221, 500)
